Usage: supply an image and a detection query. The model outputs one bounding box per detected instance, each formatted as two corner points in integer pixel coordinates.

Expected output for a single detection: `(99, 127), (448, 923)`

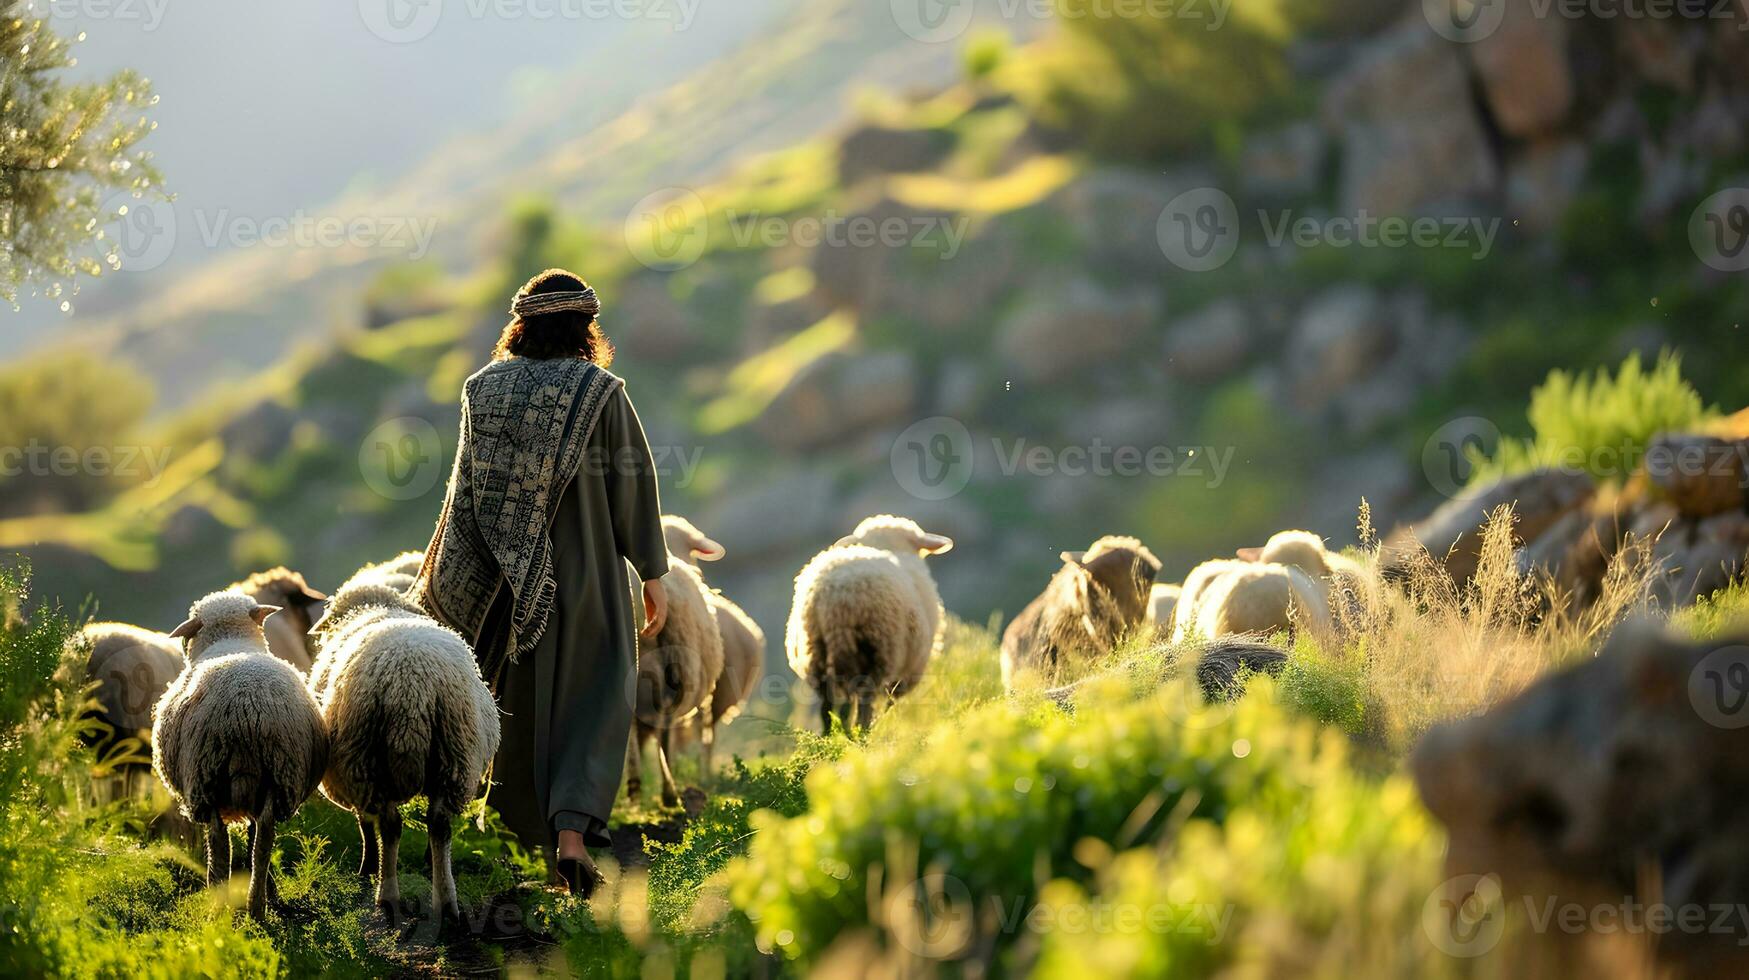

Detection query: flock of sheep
(74, 509), (1357, 921)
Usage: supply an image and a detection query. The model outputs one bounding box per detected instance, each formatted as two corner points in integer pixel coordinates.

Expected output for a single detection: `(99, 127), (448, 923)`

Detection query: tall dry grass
(1330, 503), (1660, 749)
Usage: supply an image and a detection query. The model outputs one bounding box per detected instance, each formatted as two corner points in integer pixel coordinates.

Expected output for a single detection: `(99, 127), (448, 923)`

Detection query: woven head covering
(510, 286), (600, 320)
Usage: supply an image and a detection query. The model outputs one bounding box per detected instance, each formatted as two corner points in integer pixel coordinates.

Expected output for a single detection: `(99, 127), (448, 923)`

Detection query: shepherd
(416, 268), (670, 898)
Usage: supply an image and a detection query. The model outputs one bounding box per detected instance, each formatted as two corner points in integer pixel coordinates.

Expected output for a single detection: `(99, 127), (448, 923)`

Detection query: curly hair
(492, 268), (616, 366)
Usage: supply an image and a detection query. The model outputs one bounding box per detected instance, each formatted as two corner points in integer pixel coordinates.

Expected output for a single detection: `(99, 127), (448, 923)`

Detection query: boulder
(220, 399), (299, 462)
(702, 466), (840, 563)
(1505, 140), (1589, 233)
(1240, 121), (1327, 200)
(811, 197), (1005, 333)
(1287, 288), (1468, 436)
(1322, 23), (1498, 215)
(1286, 287), (1395, 409)
(1471, 3), (1573, 138)
(838, 125), (952, 185)
(1414, 621), (1749, 975)
(611, 275), (704, 362)
(1381, 468), (1596, 586)
(1054, 168), (1180, 276)
(756, 350), (918, 451)
(1163, 300), (1252, 383)
(996, 280), (1161, 383)
(1643, 433), (1749, 518)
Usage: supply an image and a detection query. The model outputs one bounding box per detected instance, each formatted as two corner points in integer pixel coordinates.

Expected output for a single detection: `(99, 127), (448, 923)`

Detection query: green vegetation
(0, 353), (157, 517)
(0, 4), (163, 305)
(1471, 352), (1715, 485)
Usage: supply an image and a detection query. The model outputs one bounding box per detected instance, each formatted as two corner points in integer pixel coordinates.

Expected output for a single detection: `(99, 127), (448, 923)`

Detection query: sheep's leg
(855, 692), (875, 734)
(356, 813), (378, 884)
(819, 694), (835, 735)
(206, 818), (231, 889)
(245, 817), (281, 905)
(656, 725), (680, 808)
(376, 808), (403, 917)
(428, 802), (460, 924)
(247, 799), (276, 922)
(626, 727), (645, 804)
(700, 717), (715, 776)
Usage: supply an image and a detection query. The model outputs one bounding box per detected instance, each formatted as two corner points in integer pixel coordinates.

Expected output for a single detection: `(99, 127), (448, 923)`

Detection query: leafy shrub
(727, 671), (1361, 971)
(1470, 351), (1713, 485)
(1029, 765), (1452, 978)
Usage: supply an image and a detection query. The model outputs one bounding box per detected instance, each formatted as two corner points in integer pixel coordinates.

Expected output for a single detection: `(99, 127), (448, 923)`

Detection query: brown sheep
(999, 536), (1161, 690)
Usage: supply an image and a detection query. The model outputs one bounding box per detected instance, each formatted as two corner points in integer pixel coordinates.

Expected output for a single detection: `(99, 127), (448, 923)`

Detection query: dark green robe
(482, 385), (667, 852)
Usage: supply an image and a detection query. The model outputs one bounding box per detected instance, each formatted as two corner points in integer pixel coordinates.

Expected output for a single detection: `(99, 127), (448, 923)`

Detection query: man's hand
(640, 578), (668, 640)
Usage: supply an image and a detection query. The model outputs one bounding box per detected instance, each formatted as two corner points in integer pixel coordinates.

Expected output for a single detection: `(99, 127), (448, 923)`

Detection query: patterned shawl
(416, 357), (621, 685)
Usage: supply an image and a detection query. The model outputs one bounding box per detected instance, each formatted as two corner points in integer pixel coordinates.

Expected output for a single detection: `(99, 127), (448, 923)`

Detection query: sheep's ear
(1060, 550), (1087, 566)
(834, 535), (859, 549)
(250, 605), (283, 626)
(692, 536), (726, 562)
(295, 584), (328, 605)
(917, 532), (954, 555)
(1236, 547), (1263, 562)
(168, 617), (202, 639)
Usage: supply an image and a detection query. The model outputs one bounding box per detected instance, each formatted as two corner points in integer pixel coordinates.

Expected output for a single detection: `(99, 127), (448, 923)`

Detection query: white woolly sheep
(151, 591), (328, 921)
(1177, 561), (1332, 641)
(78, 623), (183, 800)
(1000, 536), (1161, 690)
(786, 515), (953, 732)
(231, 568), (328, 673)
(1238, 529), (1379, 623)
(660, 515), (766, 772)
(307, 572), (501, 921)
(628, 554), (724, 808)
(1147, 584), (1182, 633)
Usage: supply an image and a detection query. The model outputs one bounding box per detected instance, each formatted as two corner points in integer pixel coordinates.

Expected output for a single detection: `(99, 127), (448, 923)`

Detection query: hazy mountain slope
(44, 0), (1004, 410)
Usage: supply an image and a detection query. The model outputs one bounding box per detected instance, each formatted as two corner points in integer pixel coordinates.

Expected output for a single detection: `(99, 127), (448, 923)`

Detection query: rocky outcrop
(1322, 22), (1498, 215)
(838, 125), (953, 185)
(1471, 2), (1573, 138)
(995, 280), (1160, 384)
(1163, 300), (1252, 383)
(1415, 621), (1749, 976)
(1381, 468), (1597, 586)
(756, 350), (918, 452)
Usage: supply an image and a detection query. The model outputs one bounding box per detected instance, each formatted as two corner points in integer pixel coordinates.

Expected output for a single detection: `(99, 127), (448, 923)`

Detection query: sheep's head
(661, 514), (726, 565)
(634, 642), (710, 728)
(1062, 536), (1161, 630)
(168, 590), (280, 662)
(234, 567), (328, 635)
(836, 515), (954, 559)
(309, 578), (419, 637)
(1239, 530), (1331, 578)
